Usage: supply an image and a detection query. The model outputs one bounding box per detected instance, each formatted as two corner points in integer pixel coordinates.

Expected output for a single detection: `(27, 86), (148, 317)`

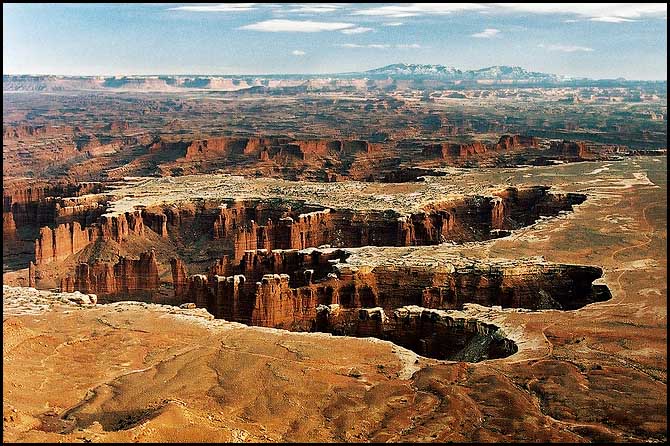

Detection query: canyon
(3, 169), (609, 365)
(3, 157), (666, 442)
(2, 78), (666, 443)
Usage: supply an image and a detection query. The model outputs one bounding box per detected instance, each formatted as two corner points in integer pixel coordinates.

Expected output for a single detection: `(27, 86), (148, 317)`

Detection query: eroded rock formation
(549, 140), (591, 160)
(34, 210), (146, 264)
(137, 187), (585, 265)
(421, 134), (539, 160)
(170, 257), (189, 299)
(35, 222), (96, 265)
(173, 251), (610, 330)
(2, 124), (65, 140)
(3, 180), (103, 229)
(61, 250), (160, 299)
(315, 305), (518, 361)
(3, 211), (17, 239)
(149, 136), (382, 164)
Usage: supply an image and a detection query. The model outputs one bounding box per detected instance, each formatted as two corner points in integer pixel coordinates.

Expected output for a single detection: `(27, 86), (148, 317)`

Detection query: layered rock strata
(549, 140), (591, 160)
(32, 206), (171, 264)
(421, 134), (539, 160)
(123, 187), (585, 264)
(315, 305), (518, 361)
(60, 250), (160, 299)
(174, 252), (610, 329)
(149, 136), (382, 163)
(3, 180), (103, 229)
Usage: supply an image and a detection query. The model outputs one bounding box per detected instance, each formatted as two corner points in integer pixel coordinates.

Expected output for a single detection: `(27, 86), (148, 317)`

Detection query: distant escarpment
(149, 133), (552, 179)
(147, 135), (382, 180)
(1, 67), (583, 94)
(420, 135), (539, 160)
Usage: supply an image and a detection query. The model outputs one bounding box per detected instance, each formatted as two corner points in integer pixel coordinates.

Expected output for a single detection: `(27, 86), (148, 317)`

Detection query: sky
(2, 3), (668, 80)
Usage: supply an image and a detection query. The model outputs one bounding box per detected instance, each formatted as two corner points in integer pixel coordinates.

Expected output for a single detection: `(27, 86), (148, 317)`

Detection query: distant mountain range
(362, 64), (565, 82)
(4, 64), (662, 92)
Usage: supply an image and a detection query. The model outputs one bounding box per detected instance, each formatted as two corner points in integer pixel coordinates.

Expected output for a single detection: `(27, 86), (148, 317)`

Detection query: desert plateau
(2, 2), (667, 444)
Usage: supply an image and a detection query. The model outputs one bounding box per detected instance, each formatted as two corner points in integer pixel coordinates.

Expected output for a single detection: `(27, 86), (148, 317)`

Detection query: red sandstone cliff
(495, 134), (538, 151)
(422, 134), (538, 160)
(3, 212), (17, 239)
(34, 222), (96, 265)
(4, 180), (104, 244)
(172, 248), (606, 329)
(64, 250), (160, 298)
(250, 274), (319, 328)
(3, 124), (69, 140)
(34, 210), (146, 264)
(549, 140), (590, 159)
(170, 257), (189, 299)
(152, 135), (381, 165)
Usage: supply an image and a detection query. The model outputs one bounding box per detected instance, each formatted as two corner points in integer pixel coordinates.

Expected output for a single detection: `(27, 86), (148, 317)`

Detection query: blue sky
(3, 3), (667, 79)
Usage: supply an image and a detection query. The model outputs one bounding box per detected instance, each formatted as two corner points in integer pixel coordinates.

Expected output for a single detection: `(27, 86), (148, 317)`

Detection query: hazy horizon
(3, 66), (668, 82)
(3, 3), (668, 80)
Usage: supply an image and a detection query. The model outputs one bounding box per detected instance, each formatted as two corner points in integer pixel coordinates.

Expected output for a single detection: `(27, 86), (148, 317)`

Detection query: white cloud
(492, 3), (666, 22)
(340, 26), (373, 34)
(337, 43), (423, 49)
(170, 3), (666, 25)
(338, 43), (389, 48)
(538, 43), (594, 53)
(240, 19), (355, 32)
(589, 16), (636, 23)
(291, 50), (306, 56)
(471, 28), (501, 38)
(288, 4), (345, 13)
(350, 3), (666, 23)
(169, 3), (257, 12)
(353, 3), (487, 18)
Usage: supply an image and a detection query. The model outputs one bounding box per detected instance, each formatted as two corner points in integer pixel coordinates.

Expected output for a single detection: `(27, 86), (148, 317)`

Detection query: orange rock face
(2, 124), (66, 140)
(550, 140), (590, 159)
(3, 180), (99, 227)
(209, 256), (235, 277)
(3, 211), (17, 239)
(28, 261), (36, 288)
(210, 204), (335, 259)
(60, 274), (75, 293)
(250, 274), (319, 328)
(99, 211), (145, 242)
(170, 257), (189, 299)
(155, 135), (383, 166)
(33, 209), (150, 264)
(172, 249), (609, 329)
(422, 134), (538, 160)
(69, 250), (160, 298)
(495, 134), (539, 151)
(34, 222), (95, 265)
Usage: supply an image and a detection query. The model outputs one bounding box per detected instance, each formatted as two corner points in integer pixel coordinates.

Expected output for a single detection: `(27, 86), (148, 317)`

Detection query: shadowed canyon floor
(3, 157), (666, 442)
